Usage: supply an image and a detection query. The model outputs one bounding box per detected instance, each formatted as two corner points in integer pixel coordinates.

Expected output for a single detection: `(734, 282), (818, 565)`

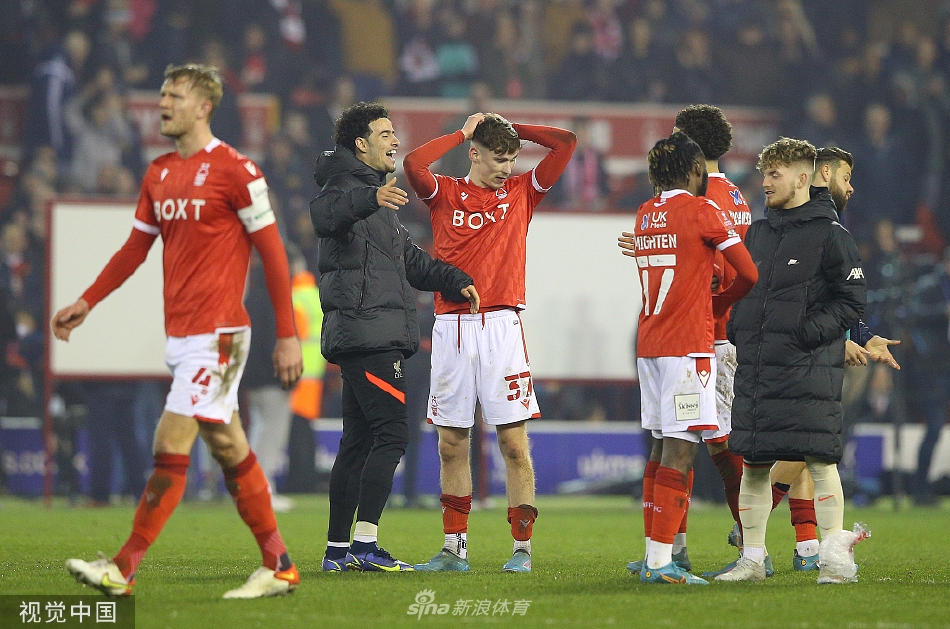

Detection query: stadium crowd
(0, 0), (949, 503)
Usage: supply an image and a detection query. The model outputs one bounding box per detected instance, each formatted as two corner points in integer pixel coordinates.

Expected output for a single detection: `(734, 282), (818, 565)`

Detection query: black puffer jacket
(727, 188), (866, 462)
(310, 147), (473, 363)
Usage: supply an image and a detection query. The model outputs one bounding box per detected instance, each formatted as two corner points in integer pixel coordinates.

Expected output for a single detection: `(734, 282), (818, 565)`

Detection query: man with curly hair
(403, 112), (576, 573)
(310, 101), (479, 572)
(716, 137), (866, 584)
(624, 104), (754, 577)
(618, 131), (757, 585)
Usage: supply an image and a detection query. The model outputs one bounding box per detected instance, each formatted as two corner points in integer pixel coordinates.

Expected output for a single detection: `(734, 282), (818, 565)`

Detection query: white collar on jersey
(203, 138), (222, 153)
(708, 172), (726, 178)
(660, 189), (692, 199)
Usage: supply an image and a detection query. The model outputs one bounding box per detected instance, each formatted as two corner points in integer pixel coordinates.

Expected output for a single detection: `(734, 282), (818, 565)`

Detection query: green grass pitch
(1, 495), (948, 628)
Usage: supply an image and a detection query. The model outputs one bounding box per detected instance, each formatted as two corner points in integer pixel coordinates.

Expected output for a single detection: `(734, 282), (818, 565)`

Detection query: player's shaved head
(648, 131), (705, 192)
(757, 137), (817, 175)
(164, 64), (224, 117)
(674, 104), (733, 161)
(334, 101), (390, 154)
(472, 113), (521, 155)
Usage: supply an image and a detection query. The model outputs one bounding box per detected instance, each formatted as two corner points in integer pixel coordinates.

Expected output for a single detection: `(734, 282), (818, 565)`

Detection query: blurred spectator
(849, 103), (917, 238)
(796, 92), (847, 149)
(240, 23), (277, 94)
(612, 17), (669, 102)
(65, 68), (139, 193)
(330, 0), (397, 98)
(309, 75), (357, 155)
(550, 118), (610, 211)
(550, 23), (603, 101)
(666, 28), (715, 104)
(82, 382), (148, 506)
(908, 245), (950, 504)
(200, 39), (245, 149)
(396, 0), (441, 97)
(243, 254), (295, 513)
(719, 16), (777, 106)
(542, 0), (588, 73)
(23, 30), (90, 167)
(262, 130), (313, 238)
(94, 9), (151, 88)
(479, 9), (524, 99)
(285, 248), (326, 493)
(435, 6), (479, 98)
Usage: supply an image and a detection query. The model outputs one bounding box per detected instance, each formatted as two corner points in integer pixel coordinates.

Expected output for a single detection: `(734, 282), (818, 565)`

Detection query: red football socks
(771, 482), (790, 508)
(441, 494), (472, 534)
(642, 460), (660, 538)
(224, 451), (288, 571)
(650, 466), (689, 545)
(677, 468), (694, 534)
(113, 453), (189, 579)
(789, 498), (819, 542)
(711, 449), (744, 526)
(508, 504), (538, 541)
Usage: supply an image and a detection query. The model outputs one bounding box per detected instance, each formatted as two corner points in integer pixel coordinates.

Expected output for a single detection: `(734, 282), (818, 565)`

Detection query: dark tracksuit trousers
(327, 349), (410, 543)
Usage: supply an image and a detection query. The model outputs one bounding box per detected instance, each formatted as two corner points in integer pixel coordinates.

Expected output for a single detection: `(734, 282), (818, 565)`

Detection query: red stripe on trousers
(364, 370), (406, 404)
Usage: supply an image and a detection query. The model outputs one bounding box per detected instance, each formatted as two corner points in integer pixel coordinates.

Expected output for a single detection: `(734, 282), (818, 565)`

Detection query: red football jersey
(634, 189), (741, 358)
(705, 173), (752, 340)
(132, 139), (275, 336)
(423, 171), (546, 314)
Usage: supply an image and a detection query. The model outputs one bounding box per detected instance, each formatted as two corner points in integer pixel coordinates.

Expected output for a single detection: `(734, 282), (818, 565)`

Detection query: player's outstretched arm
(52, 226), (157, 341)
(250, 223), (303, 388)
(511, 123), (577, 190)
(51, 298), (90, 341)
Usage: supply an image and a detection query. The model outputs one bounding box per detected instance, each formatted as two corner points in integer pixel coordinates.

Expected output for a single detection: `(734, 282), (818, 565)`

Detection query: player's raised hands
(377, 176), (409, 210)
(461, 285), (480, 314)
(273, 336), (304, 389)
(51, 298), (91, 341)
(618, 231), (638, 257)
(461, 113), (486, 140)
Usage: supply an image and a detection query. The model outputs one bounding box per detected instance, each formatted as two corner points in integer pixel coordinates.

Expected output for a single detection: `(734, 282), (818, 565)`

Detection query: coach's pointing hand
(377, 177), (409, 210)
(52, 298), (91, 341)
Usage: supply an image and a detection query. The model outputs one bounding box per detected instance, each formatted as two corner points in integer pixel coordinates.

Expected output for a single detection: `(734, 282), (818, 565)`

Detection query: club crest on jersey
(193, 162), (211, 186)
(393, 360), (403, 378)
(495, 188), (508, 199)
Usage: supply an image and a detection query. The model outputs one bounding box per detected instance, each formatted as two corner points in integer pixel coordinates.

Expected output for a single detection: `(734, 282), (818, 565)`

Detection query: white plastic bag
(817, 522), (870, 583)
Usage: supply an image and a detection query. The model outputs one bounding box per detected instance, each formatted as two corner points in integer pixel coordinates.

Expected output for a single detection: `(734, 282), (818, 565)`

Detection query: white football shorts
(164, 326), (250, 424)
(638, 354), (721, 443)
(705, 340), (737, 443)
(428, 310), (540, 428)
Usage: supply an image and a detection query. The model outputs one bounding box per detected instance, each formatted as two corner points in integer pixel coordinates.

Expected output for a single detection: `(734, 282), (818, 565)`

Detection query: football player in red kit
(404, 113), (576, 572)
(618, 131), (757, 584)
(54, 64), (303, 599)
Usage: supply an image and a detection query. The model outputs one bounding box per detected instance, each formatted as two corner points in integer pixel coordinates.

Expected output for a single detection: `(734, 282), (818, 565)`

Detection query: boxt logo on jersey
(154, 199), (207, 221)
(452, 204), (510, 230)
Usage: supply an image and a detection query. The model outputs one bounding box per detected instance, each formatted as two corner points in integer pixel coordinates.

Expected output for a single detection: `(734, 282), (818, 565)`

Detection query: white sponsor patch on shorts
(674, 394), (701, 421)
